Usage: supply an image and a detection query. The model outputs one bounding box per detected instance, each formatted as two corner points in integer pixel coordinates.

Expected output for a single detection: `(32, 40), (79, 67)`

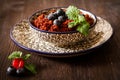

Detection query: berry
(53, 12), (58, 18)
(7, 51), (36, 76)
(58, 16), (66, 22)
(16, 68), (25, 76)
(53, 19), (61, 26)
(47, 13), (57, 20)
(56, 9), (65, 16)
(7, 66), (16, 76)
(64, 14), (68, 19)
(12, 58), (24, 69)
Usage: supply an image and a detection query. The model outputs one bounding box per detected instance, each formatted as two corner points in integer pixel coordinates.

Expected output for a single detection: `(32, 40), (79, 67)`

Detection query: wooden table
(0, 0), (120, 80)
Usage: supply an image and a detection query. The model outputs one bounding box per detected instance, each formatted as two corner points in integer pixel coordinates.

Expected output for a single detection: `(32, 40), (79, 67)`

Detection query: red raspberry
(12, 58), (24, 69)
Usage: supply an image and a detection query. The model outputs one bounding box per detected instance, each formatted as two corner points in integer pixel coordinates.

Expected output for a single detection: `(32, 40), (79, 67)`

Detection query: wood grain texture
(0, 0), (120, 80)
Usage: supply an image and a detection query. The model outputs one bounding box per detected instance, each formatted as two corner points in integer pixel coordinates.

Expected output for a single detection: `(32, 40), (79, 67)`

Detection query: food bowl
(29, 7), (97, 47)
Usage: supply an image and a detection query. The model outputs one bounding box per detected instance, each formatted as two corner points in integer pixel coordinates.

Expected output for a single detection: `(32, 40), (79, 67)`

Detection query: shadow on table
(45, 40), (113, 66)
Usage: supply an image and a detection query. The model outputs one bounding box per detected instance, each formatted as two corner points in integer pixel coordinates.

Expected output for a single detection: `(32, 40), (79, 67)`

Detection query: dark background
(0, 0), (120, 80)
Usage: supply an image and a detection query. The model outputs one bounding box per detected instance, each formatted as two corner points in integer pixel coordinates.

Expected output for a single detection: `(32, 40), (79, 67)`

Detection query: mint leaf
(25, 63), (37, 74)
(78, 15), (86, 22)
(23, 54), (31, 60)
(8, 51), (22, 59)
(77, 22), (89, 35)
(66, 5), (80, 20)
(66, 5), (90, 35)
(68, 21), (78, 28)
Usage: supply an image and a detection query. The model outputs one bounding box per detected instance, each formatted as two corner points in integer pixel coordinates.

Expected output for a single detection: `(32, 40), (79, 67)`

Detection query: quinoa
(11, 17), (113, 54)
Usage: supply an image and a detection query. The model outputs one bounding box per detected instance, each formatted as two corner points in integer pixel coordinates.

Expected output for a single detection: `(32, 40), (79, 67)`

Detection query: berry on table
(7, 66), (16, 76)
(16, 68), (25, 76)
(12, 58), (24, 69)
(7, 51), (37, 77)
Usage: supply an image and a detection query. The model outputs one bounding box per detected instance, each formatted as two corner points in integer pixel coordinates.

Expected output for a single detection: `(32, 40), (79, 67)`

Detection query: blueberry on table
(7, 51), (36, 76)
(56, 9), (65, 16)
(7, 66), (16, 76)
(53, 19), (61, 26)
(16, 68), (25, 76)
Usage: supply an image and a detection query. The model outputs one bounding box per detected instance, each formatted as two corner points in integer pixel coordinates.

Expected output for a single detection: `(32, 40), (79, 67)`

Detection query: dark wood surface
(0, 0), (120, 80)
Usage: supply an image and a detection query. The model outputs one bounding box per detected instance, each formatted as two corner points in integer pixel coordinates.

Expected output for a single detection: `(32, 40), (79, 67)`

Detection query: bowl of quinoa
(29, 6), (97, 47)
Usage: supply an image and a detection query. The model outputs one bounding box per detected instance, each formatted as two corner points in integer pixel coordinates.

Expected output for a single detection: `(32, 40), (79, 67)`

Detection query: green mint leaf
(77, 22), (90, 36)
(78, 15), (86, 22)
(8, 51), (22, 59)
(68, 21), (78, 28)
(25, 63), (37, 74)
(66, 5), (90, 35)
(23, 54), (31, 60)
(66, 5), (80, 20)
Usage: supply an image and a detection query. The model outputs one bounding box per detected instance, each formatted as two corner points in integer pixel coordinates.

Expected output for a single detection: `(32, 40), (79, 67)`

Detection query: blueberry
(47, 13), (57, 20)
(64, 14), (68, 19)
(56, 9), (65, 16)
(16, 68), (25, 76)
(47, 13), (54, 20)
(53, 19), (61, 26)
(58, 16), (65, 22)
(7, 66), (16, 76)
(53, 12), (58, 18)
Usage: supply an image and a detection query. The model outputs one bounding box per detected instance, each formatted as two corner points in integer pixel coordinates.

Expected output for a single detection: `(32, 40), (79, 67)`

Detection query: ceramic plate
(10, 17), (113, 57)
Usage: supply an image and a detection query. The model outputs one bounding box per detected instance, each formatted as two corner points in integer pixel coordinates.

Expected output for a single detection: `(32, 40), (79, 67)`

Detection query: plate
(10, 17), (113, 57)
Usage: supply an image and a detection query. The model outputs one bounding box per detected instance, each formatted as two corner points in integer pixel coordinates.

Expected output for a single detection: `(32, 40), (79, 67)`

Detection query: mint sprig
(8, 51), (22, 59)
(22, 54), (31, 60)
(25, 63), (37, 74)
(77, 22), (90, 35)
(8, 51), (31, 60)
(66, 5), (90, 35)
(8, 51), (37, 74)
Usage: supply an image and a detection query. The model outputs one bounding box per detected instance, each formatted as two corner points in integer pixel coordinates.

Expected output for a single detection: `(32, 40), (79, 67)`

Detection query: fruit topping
(47, 8), (68, 27)
(53, 19), (61, 26)
(47, 13), (57, 20)
(56, 9), (65, 16)
(58, 16), (66, 22)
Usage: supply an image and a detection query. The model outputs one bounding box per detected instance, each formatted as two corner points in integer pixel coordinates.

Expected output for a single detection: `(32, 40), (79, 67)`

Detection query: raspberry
(12, 58), (24, 69)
